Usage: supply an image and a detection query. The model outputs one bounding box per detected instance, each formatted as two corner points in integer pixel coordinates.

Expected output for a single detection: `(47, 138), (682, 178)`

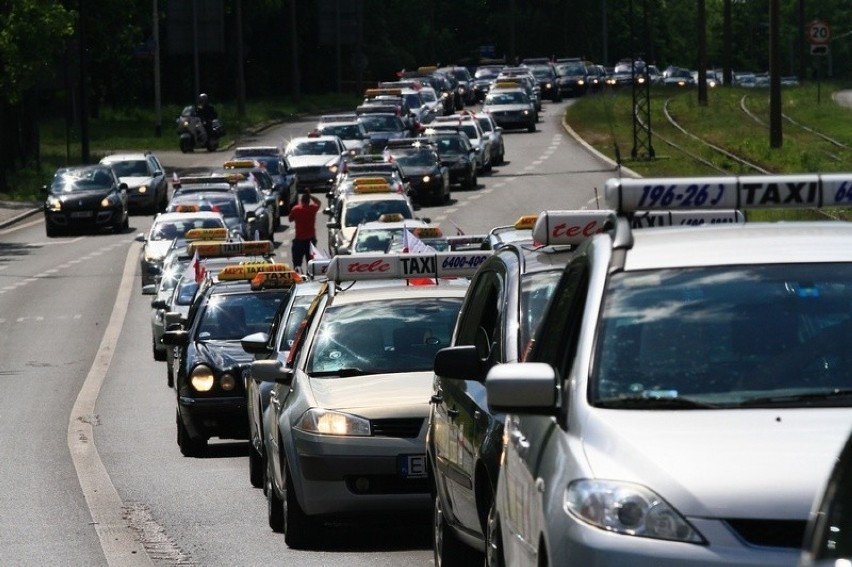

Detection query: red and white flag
(309, 241), (329, 260)
(402, 229), (436, 254)
(182, 249), (206, 284)
(171, 171), (181, 189)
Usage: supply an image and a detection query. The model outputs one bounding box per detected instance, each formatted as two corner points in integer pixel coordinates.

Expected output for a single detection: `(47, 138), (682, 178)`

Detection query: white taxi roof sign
(630, 209), (746, 228)
(378, 213), (405, 222)
(184, 227), (228, 241)
(218, 262), (291, 281)
(307, 259), (331, 279)
(327, 251), (492, 282)
(532, 210), (617, 246)
(188, 240), (274, 258)
(605, 173), (852, 213)
(250, 270), (301, 290)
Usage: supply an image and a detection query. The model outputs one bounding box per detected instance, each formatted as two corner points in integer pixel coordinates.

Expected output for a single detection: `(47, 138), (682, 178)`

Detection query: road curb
(561, 116), (642, 179)
(0, 205), (41, 229)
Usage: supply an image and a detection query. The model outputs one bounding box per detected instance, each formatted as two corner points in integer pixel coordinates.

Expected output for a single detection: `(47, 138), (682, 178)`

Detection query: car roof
(153, 211), (225, 223)
(327, 282), (469, 306)
(100, 153), (151, 162)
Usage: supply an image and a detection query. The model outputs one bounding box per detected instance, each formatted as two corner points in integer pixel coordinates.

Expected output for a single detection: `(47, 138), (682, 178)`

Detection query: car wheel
(249, 442), (265, 489)
(122, 214), (129, 231)
(45, 223), (59, 238)
(485, 501), (506, 567)
(497, 150), (505, 165)
(527, 122), (536, 133)
(176, 412), (206, 457)
(267, 468), (285, 533)
(443, 185), (451, 205)
(179, 138), (193, 153)
(166, 360), (174, 388)
(283, 461), (318, 549)
(433, 494), (481, 566)
(153, 337), (166, 361)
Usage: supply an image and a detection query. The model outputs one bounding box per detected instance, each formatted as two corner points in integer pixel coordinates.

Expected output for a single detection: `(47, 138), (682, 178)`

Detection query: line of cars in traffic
(135, 164), (852, 566)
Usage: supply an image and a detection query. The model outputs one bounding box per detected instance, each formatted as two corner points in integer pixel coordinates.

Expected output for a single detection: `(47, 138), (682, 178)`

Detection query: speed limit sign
(806, 20), (831, 45)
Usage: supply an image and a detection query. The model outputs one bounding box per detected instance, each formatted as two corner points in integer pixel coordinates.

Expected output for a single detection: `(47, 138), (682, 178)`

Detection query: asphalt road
(0, 98), (618, 566)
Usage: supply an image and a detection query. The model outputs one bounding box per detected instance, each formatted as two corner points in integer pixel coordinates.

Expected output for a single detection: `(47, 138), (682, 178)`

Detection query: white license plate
(70, 211), (93, 218)
(398, 454), (427, 479)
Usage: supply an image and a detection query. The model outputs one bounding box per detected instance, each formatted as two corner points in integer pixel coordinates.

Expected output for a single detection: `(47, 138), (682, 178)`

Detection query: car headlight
(295, 408), (371, 436)
(523, 109), (530, 115)
(422, 175), (431, 184)
(138, 185), (148, 194)
(564, 480), (704, 544)
(190, 364), (215, 392)
(219, 371), (236, 391)
(100, 196), (116, 208)
(328, 164), (339, 174)
(577, 79), (586, 86)
(47, 196), (62, 211)
(545, 82), (552, 89)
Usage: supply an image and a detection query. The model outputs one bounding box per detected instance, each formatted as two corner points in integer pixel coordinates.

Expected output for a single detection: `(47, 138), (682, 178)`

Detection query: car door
(435, 261), (506, 530)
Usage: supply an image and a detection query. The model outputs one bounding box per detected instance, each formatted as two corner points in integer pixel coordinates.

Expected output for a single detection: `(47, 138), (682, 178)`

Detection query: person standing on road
(288, 191), (322, 272)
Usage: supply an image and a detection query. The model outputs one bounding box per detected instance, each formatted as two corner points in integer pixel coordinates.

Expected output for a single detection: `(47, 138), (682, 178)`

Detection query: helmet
(197, 93), (209, 105)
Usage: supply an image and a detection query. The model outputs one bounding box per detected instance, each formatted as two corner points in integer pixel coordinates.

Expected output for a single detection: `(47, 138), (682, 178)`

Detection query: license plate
(398, 454), (427, 479)
(70, 211), (93, 218)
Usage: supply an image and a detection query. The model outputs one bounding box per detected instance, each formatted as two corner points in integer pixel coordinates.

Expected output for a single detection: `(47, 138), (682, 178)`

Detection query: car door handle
(430, 394), (443, 404)
(447, 408), (459, 419)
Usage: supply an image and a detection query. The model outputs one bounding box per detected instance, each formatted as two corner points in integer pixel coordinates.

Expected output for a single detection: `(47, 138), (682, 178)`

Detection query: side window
(454, 268), (505, 364)
(530, 256), (590, 374)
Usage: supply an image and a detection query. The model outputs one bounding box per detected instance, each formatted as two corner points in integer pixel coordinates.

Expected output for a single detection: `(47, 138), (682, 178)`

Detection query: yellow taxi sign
(413, 226), (443, 238)
(417, 66), (438, 73)
(494, 81), (522, 89)
(513, 214), (539, 230)
(188, 240), (274, 258)
(218, 262), (291, 281)
(353, 177), (390, 186)
(223, 159), (258, 169)
(173, 204), (201, 213)
(184, 227), (228, 241)
(353, 182), (391, 194)
(250, 270), (301, 290)
(378, 213), (405, 222)
(364, 88), (402, 98)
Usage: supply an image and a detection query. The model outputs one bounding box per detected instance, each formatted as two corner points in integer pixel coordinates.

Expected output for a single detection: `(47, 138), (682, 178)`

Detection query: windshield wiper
(595, 396), (719, 409)
(738, 389), (852, 408)
(308, 368), (370, 378)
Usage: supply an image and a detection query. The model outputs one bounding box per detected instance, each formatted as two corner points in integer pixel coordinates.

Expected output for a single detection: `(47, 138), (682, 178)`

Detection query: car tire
(153, 337), (166, 362)
(176, 412), (206, 457)
(267, 469), (285, 533)
(249, 442), (265, 489)
(443, 185), (451, 205)
(433, 493), (481, 567)
(283, 461), (318, 549)
(179, 139), (193, 153)
(464, 170), (476, 190)
(122, 214), (129, 231)
(45, 223), (60, 238)
(166, 360), (174, 388)
(485, 501), (506, 567)
(527, 123), (536, 133)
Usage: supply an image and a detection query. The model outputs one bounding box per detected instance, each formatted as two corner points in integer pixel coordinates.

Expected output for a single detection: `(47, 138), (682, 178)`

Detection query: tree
(0, 0), (74, 192)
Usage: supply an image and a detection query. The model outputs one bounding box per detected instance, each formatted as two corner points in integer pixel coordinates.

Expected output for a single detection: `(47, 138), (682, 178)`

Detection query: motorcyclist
(195, 93), (218, 141)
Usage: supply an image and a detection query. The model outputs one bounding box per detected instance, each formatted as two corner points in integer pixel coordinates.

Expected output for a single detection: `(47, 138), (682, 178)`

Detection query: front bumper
(44, 208), (120, 229)
(178, 395), (248, 441)
(290, 427), (430, 517)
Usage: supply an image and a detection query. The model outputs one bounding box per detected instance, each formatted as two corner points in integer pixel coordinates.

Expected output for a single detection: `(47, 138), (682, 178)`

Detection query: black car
(235, 183), (275, 242)
(555, 60), (591, 97)
(384, 139), (450, 205)
(357, 112), (412, 151)
(418, 130), (477, 190)
(163, 267), (293, 456)
(471, 65), (504, 102)
(526, 64), (562, 102)
(43, 164), (129, 237)
(427, 210), (614, 565)
(231, 147), (299, 218)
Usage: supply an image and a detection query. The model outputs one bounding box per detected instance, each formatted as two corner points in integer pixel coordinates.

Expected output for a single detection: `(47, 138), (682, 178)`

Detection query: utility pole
(697, 0), (708, 106)
(235, 0), (246, 120)
(723, 0), (732, 86)
(769, 0), (783, 148)
(290, 0), (300, 102)
(79, 0), (90, 163)
(153, 0), (162, 137)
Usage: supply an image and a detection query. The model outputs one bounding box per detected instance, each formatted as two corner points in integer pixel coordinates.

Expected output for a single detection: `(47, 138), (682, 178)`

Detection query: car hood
(144, 240), (173, 260)
(308, 371), (433, 415)
(400, 165), (438, 177)
(582, 408), (852, 520)
(287, 156), (338, 169)
(51, 188), (111, 204)
(341, 140), (366, 151)
(118, 175), (155, 188)
(192, 340), (254, 370)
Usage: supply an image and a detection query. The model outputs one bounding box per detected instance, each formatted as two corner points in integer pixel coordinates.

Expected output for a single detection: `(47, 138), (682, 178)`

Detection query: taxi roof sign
(185, 227), (228, 241)
(218, 263), (292, 281)
(605, 173), (852, 213)
(353, 176), (391, 186)
(630, 209), (746, 228)
(378, 213), (405, 222)
(354, 182), (392, 194)
(413, 226), (443, 238)
(365, 88), (402, 98)
(188, 240), (274, 258)
(513, 215), (539, 230)
(532, 210), (617, 246)
(327, 251), (492, 282)
(250, 270), (301, 290)
(223, 159), (261, 169)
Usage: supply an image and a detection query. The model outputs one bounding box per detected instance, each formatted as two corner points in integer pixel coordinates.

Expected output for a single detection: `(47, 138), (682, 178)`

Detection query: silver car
(252, 251), (489, 549)
(485, 173), (852, 567)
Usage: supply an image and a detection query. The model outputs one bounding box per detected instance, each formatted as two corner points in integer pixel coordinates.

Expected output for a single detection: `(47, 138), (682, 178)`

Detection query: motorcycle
(176, 106), (224, 153)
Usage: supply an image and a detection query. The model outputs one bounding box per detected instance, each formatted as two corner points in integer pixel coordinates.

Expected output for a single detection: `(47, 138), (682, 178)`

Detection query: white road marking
(67, 241), (152, 566)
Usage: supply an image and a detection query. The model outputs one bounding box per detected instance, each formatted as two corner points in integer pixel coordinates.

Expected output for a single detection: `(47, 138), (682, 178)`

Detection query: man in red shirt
(288, 192), (322, 271)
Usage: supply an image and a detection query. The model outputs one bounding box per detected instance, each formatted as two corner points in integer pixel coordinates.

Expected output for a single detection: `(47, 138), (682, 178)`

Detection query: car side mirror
(162, 329), (189, 347)
(143, 285), (158, 296)
(251, 359), (294, 384)
(434, 345), (484, 382)
(241, 331), (271, 355)
(135, 232), (147, 242)
(151, 298), (168, 309)
(326, 221), (341, 229)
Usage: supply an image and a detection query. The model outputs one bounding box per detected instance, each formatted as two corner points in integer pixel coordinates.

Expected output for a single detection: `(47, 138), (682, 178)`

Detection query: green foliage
(0, 0), (74, 103)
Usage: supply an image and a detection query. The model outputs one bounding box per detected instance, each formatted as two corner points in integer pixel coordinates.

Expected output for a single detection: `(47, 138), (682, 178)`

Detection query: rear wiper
(739, 389), (852, 408)
(595, 396), (719, 409)
(308, 368), (370, 378)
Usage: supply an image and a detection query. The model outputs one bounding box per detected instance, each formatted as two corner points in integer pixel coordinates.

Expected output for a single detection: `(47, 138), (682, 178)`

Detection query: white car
(485, 172), (852, 567)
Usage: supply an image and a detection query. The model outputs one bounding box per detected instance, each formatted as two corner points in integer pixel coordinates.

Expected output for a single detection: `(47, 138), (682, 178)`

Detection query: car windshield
(486, 91), (527, 105)
(51, 166), (115, 193)
(196, 292), (284, 341)
(110, 160), (149, 177)
(150, 217), (225, 240)
(477, 118), (494, 133)
(475, 68), (500, 79)
(307, 298), (462, 374)
(289, 141), (339, 156)
(352, 228), (398, 253)
(392, 149), (437, 167)
(592, 264), (852, 408)
(432, 137), (466, 155)
(360, 115), (404, 133)
(557, 63), (586, 76)
(237, 187), (261, 204)
(343, 200), (412, 226)
(321, 125), (362, 140)
(520, 271), (563, 355)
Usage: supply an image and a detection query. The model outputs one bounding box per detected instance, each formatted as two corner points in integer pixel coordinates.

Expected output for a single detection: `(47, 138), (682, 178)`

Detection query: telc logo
(551, 221), (602, 238)
(347, 260), (390, 273)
